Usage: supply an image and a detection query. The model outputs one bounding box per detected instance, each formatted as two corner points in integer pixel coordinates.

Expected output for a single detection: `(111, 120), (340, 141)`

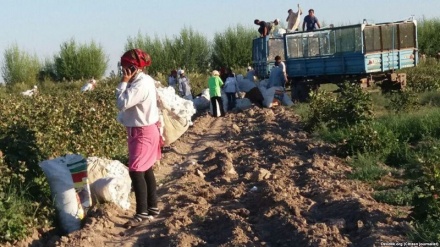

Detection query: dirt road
(23, 106), (412, 247)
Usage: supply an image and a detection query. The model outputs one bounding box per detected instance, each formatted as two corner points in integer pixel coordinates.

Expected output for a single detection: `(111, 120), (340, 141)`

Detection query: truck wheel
(291, 82), (311, 102)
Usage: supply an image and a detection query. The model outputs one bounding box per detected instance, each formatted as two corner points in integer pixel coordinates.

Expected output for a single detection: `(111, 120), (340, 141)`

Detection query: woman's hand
(122, 67), (135, 83)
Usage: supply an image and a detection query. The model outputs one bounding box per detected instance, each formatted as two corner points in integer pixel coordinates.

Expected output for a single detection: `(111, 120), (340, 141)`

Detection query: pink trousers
(127, 124), (162, 172)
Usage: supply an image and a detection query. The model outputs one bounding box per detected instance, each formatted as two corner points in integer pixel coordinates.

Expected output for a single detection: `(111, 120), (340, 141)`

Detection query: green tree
(418, 17), (440, 57)
(211, 24), (256, 70)
(54, 38), (108, 81)
(1, 44), (41, 86)
(125, 27), (211, 75)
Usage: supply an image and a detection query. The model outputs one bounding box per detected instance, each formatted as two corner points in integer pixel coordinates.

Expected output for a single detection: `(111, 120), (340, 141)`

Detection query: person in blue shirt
(302, 9), (321, 31)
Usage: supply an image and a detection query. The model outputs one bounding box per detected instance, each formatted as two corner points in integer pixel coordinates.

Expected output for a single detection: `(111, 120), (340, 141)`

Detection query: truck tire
(291, 82), (311, 102)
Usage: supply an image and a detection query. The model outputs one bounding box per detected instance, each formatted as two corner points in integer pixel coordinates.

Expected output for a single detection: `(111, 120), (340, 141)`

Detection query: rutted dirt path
(22, 106), (412, 247)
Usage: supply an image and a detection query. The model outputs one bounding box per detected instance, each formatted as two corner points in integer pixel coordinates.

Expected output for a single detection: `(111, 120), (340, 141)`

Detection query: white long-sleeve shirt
(116, 72), (159, 127)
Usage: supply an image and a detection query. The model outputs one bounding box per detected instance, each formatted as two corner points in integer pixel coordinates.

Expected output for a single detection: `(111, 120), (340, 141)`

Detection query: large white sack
(156, 85), (196, 123)
(201, 88), (210, 99)
(274, 28), (286, 37)
(81, 83), (93, 92)
(282, 92), (294, 106)
(237, 76), (257, 93)
(261, 86), (285, 108)
(91, 177), (131, 210)
(87, 157), (131, 209)
(40, 155), (83, 234)
(193, 96), (210, 111)
(161, 108), (190, 146)
(258, 79), (269, 88)
(236, 98), (253, 110)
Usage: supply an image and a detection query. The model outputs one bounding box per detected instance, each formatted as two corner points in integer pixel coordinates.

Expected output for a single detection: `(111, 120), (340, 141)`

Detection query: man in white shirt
(275, 55), (288, 84)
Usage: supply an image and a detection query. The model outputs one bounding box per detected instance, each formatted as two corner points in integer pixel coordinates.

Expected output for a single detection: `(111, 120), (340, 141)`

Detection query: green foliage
(377, 108), (440, 144)
(306, 82), (373, 131)
(290, 103), (310, 120)
(419, 91), (440, 106)
(337, 123), (398, 157)
(409, 216), (440, 243)
(39, 58), (58, 82)
(373, 186), (420, 206)
(0, 80), (127, 242)
(211, 24), (256, 69)
(418, 17), (440, 57)
(0, 156), (52, 242)
(126, 27), (211, 75)
(409, 139), (440, 221)
(55, 38), (108, 81)
(405, 58), (440, 92)
(385, 90), (419, 113)
(347, 153), (388, 181)
(1, 44), (41, 86)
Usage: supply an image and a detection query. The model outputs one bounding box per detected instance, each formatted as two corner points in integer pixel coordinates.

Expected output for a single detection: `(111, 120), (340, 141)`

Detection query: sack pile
(40, 155), (132, 234)
(155, 83), (196, 146)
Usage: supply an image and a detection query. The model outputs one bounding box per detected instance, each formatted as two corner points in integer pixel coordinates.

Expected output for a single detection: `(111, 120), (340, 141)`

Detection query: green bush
(211, 24), (256, 69)
(419, 91), (440, 106)
(385, 90), (419, 113)
(305, 82), (373, 131)
(409, 216), (440, 243)
(126, 27), (211, 75)
(405, 58), (440, 93)
(337, 123), (398, 157)
(347, 153), (388, 181)
(0, 155), (53, 242)
(0, 80), (128, 243)
(377, 108), (440, 144)
(418, 18), (440, 57)
(373, 186), (420, 206)
(1, 44), (41, 86)
(409, 139), (440, 221)
(55, 38), (108, 81)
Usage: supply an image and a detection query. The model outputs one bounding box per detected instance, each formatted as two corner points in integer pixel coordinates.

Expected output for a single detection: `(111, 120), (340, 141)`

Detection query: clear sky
(1, 0), (439, 82)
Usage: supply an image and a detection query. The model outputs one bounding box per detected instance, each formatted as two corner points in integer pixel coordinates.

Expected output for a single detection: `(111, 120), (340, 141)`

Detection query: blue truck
(252, 18), (418, 101)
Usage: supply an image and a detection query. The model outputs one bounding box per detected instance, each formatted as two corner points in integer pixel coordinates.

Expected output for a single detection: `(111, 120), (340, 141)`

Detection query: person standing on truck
(286, 4), (303, 32)
(302, 9), (321, 31)
(254, 19), (280, 37)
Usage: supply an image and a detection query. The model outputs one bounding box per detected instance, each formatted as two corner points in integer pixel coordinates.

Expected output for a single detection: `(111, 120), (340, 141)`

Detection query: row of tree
(1, 25), (257, 86)
(2, 18), (440, 86)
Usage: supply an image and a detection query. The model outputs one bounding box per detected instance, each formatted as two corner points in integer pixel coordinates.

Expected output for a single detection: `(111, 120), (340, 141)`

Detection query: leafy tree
(54, 38), (108, 81)
(418, 17), (440, 57)
(1, 44), (41, 86)
(125, 27), (211, 75)
(211, 24), (257, 70)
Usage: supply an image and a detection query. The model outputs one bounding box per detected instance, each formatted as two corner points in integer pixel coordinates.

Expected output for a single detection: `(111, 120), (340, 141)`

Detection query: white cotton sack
(91, 177), (131, 210)
(40, 156), (82, 234)
(86, 157), (131, 210)
(236, 98), (253, 110)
